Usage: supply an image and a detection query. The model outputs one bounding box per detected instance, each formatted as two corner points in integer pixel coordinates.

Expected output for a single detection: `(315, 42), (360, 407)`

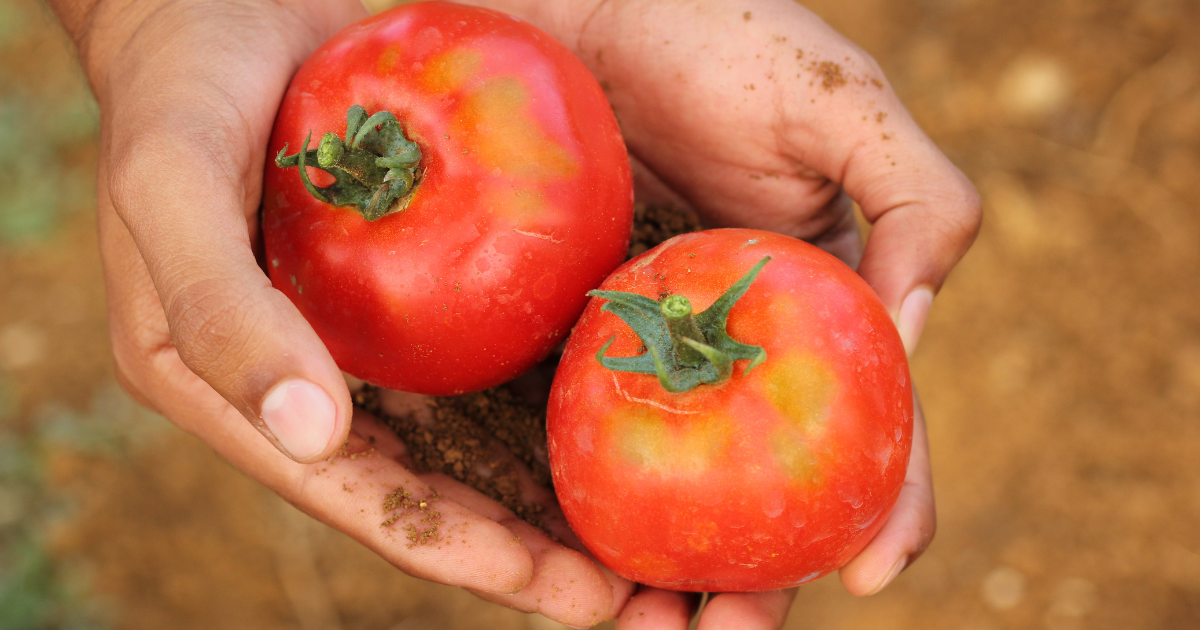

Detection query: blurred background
(2, 0), (1199, 627)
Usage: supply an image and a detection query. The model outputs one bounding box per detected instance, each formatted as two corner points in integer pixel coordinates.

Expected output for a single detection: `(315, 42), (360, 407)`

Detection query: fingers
(468, 519), (619, 627)
(274, 414), (539, 593)
(616, 588), (698, 629)
(614, 588), (795, 630)
(436, 469), (632, 625)
(373, 393), (633, 626)
(830, 69), (981, 345)
(838, 390), (936, 595)
(845, 124), (980, 347)
(696, 590), (797, 630)
(105, 279), (539, 597)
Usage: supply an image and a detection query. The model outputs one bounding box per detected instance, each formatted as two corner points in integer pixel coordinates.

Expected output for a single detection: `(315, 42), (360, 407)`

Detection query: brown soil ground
(3, 0), (1200, 628)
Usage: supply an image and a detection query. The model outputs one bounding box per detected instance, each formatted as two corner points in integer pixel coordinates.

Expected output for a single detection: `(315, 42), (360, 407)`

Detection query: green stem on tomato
(660, 294), (707, 368)
(275, 105), (423, 221)
(589, 256), (771, 393)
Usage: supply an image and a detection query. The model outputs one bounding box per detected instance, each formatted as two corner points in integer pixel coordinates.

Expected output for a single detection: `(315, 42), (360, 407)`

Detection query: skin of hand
(48, 0), (979, 627)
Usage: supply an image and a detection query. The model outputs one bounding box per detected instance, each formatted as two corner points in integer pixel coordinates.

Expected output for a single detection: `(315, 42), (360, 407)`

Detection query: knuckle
(106, 131), (171, 221)
(925, 173), (984, 249)
(107, 122), (240, 222)
(949, 180), (984, 242)
(164, 277), (266, 380)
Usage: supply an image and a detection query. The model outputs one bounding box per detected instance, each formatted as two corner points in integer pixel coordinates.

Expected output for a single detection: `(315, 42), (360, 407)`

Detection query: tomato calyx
(275, 105), (423, 221)
(589, 256), (771, 393)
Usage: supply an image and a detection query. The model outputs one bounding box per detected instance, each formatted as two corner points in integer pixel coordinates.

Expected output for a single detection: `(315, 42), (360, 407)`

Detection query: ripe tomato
(263, 2), (632, 395)
(547, 229), (912, 591)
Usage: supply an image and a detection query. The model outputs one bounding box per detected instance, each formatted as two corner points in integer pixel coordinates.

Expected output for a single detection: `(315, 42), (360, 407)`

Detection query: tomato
(263, 1), (632, 395)
(547, 229), (912, 591)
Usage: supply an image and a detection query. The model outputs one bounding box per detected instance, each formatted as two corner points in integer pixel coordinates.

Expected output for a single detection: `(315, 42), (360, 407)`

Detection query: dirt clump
(355, 385), (549, 529)
(380, 486), (445, 547)
(814, 60), (848, 89)
(628, 202), (703, 257)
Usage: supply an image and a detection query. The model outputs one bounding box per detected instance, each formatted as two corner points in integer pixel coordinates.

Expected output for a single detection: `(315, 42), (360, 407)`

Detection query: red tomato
(263, 2), (632, 395)
(548, 229), (912, 591)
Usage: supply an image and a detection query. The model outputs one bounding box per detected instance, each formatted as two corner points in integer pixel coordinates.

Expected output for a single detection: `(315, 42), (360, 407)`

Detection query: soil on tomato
(352, 202), (703, 530)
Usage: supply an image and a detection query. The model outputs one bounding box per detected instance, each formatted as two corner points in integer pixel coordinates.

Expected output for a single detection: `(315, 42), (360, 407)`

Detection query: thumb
(105, 107), (350, 463)
(841, 83), (982, 353)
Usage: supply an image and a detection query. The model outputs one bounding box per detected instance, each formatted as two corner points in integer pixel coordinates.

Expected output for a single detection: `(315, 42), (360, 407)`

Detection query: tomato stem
(589, 256), (771, 393)
(660, 295), (707, 368)
(275, 105), (423, 221)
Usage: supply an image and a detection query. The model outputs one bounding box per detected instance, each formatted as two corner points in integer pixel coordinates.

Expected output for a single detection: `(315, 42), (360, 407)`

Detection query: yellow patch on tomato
(420, 48), (482, 93)
(770, 436), (821, 485)
(482, 185), (548, 223)
(763, 353), (835, 432)
(453, 77), (577, 180)
(612, 408), (733, 475)
(760, 353), (835, 483)
(376, 45), (403, 74)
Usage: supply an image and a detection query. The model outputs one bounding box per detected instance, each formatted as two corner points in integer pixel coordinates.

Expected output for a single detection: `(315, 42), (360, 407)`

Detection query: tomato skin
(263, 2), (632, 395)
(548, 229), (912, 592)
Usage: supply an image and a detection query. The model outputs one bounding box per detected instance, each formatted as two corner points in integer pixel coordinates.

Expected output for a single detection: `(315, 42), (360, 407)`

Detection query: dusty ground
(2, 0), (1200, 628)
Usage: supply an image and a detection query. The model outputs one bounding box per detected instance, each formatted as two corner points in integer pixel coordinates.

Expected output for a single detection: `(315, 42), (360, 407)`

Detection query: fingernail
(868, 557), (908, 595)
(896, 287), (934, 357)
(261, 379), (337, 461)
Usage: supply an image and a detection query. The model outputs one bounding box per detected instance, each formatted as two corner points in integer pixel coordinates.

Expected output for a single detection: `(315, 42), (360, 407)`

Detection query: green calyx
(275, 105), (422, 221)
(590, 256), (771, 393)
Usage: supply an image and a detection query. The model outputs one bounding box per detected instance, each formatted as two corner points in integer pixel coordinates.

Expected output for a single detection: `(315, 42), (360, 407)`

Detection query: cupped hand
(49, 0), (632, 625)
(473, 0), (980, 626)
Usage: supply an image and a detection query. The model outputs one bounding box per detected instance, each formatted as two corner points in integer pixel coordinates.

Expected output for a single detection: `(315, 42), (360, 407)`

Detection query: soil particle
(380, 486), (445, 547)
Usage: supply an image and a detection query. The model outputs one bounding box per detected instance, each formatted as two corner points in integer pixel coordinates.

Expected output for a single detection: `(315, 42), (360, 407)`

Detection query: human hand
(467, 0), (980, 626)
(49, 0), (632, 625)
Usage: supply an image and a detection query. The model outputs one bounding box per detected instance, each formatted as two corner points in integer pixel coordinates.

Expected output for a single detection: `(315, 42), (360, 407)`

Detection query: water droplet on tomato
(762, 492), (785, 518)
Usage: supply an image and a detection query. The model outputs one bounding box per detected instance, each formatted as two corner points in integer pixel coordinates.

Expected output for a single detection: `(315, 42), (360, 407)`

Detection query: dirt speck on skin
(380, 486), (445, 547)
(815, 60), (848, 89)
